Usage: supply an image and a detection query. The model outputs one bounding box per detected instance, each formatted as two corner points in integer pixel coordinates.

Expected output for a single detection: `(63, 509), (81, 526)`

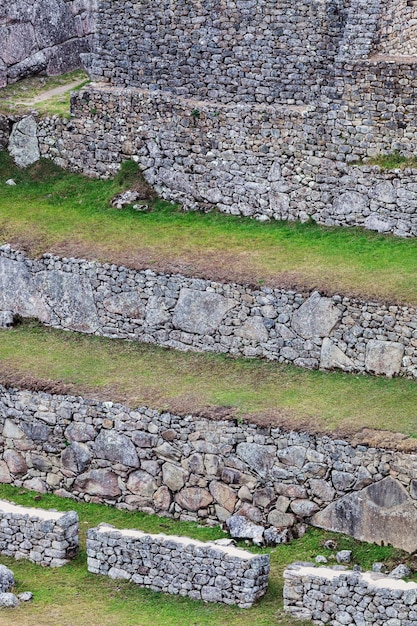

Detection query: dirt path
(14, 80), (85, 106)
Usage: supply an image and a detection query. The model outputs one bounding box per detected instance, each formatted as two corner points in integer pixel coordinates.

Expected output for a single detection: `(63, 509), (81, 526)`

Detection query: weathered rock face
(0, 0), (96, 85)
(291, 293), (342, 340)
(312, 477), (417, 553)
(8, 115), (40, 167)
(172, 288), (236, 335)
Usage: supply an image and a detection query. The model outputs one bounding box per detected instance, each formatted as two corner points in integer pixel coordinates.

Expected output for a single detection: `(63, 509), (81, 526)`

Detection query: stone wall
(87, 524), (269, 607)
(27, 77), (417, 237)
(0, 0), (96, 86)
(376, 0), (417, 55)
(284, 563), (417, 624)
(2, 244), (417, 379)
(1, 384), (417, 552)
(0, 499), (78, 566)
(91, 0), (349, 106)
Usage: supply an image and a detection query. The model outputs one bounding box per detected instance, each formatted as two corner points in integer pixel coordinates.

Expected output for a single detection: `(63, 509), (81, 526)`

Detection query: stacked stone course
(2, 245), (417, 379)
(0, 499), (78, 566)
(87, 524), (269, 607)
(1, 384), (417, 551)
(284, 563), (417, 624)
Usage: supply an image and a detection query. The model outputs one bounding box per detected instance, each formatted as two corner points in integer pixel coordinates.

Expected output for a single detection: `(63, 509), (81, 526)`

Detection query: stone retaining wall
(28, 78), (417, 238)
(1, 245), (417, 379)
(1, 384), (417, 552)
(87, 524), (269, 607)
(283, 563), (417, 624)
(0, 0), (96, 86)
(0, 499), (78, 566)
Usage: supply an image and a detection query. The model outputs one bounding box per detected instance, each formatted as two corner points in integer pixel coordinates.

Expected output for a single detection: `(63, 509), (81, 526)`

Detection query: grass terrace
(0, 484), (412, 626)
(1, 155), (417, 303)
(1, 321), (417, 447)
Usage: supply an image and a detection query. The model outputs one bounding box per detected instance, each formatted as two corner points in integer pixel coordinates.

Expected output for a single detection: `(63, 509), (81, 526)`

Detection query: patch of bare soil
(1, 367), (416, 453)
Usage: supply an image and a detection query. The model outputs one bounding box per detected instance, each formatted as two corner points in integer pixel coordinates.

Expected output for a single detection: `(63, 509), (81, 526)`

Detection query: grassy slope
(1, 322), (417, 443)
(0, 485), (410, 626)
(0, 154), (417, 303)
(0, 70), (89, 118)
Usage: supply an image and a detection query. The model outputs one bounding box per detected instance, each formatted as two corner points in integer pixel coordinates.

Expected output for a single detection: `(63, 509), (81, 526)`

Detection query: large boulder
(8, 116), (40, 168)
(312, 476), (417, 553)
(291, 292), (341, 339)
(365, 340), (404, 377)
(172, 288), (236, 335)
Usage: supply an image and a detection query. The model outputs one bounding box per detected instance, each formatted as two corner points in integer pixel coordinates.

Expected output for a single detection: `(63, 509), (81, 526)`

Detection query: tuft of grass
(1, 321), (417, 440)
(0, 484), (410, 626)
(1, 154), (417, 303)
(363, 151), (417, 170)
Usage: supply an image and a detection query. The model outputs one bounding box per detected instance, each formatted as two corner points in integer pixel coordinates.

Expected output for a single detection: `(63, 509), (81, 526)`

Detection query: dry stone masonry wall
(283, 563), (417, 625)
(87, 524), (269, 607)
(0, 499), (78, 566)
(91, 0), (349, 106)
(1, 245), (417, 379)
(0, 0), (96, 86)
(1, 384), (417, 552)
(19, 0), (417, 238)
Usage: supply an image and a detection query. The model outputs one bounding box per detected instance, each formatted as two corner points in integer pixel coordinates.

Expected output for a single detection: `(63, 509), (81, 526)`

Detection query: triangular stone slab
(311, 476), (417, 553)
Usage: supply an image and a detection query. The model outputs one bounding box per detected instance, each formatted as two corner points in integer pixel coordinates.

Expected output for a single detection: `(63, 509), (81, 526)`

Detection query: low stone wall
(87, 524), (269, 607)
(1, 245), (417, 379)
(0, 499), (78, 566)
(1, 384), (417, 552)
(283, 563), (417, 624)
(0, 0), (96, 86)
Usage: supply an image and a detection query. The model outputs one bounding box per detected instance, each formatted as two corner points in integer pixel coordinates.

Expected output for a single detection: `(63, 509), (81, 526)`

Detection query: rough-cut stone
(290, 499), (319, 517)
(102, 292), (143, 318)
(226, 515), (265, 544)
(172, 288), (235, 335)
(8, 116), (40, 168)
(320, 338), (354, 371)
(0, 462), (11, 484)
(236, 443), (276, 477)
(0, 593), (18, 607)
(94, 431), (139, 468)
(365, 340), (404, 377)
(64, 422), (96, 443)
(74, 469), (121, 497)
(0, 565), (14, 593)
(332, 191), (367, 216)
(61, 442), (91, 473)
(267, 510), (295, 528)
(162, 462), (186, 492)
(175, 487), (213, 511)
(126, 471), (157, 497)
(0, 257), (50, 322)
(236, 317), (268, 342)
(3, 450), (27, 475)
(312, 477), (417, 553)
(291, 292), (341, 339)
(209, 481), (237, 513)
(37, 270), (99, 333)
(364, 214), (394, 233)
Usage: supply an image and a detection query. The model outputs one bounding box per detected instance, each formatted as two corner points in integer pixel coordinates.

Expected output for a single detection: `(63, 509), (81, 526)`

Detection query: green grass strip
(1, 153), (417, 303)
(0, 484), (408, 626)
(1, 321), (417, 440)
